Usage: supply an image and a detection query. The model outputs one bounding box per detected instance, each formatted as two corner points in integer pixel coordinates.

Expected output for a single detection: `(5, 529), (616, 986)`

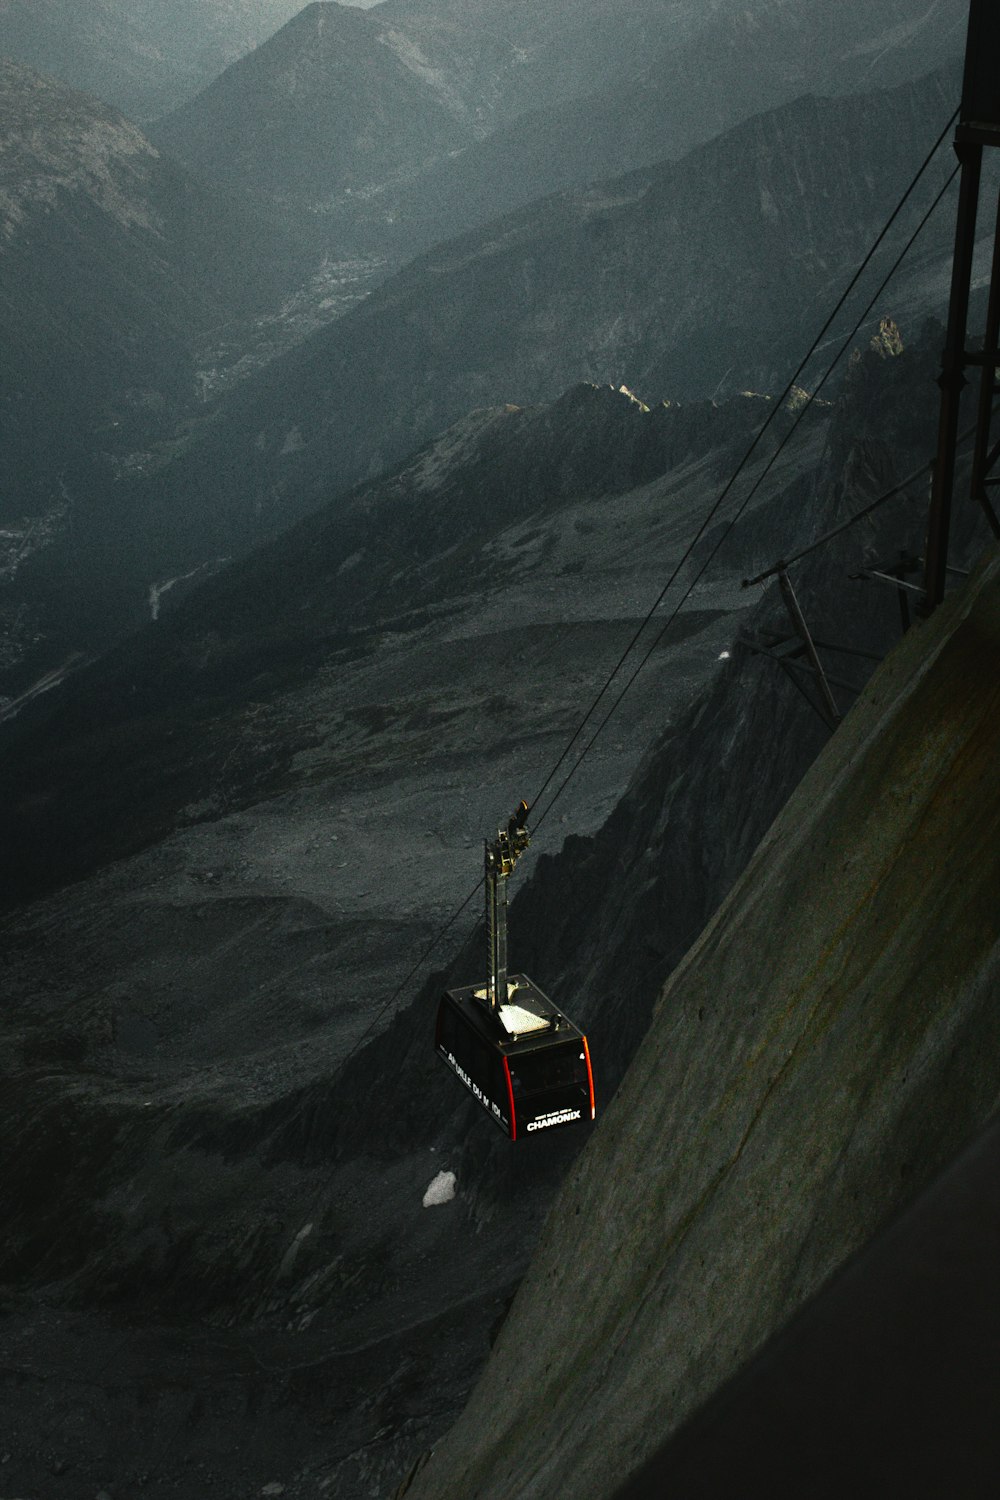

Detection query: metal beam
(923, 0), (1000, 609)
(778, 569), (841, 726)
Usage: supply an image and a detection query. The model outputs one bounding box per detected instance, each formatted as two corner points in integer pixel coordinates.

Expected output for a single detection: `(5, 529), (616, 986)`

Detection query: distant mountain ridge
(0, 57), (298, 465)
(153, 2), (472, 201)
(151, 0), (968, 262)
(0, 0), (306, 119)
(0, 57), (308, 687)
(150, 0), (679, 208)
(0, 57), (962, 716)
(132, 64), (961, 588)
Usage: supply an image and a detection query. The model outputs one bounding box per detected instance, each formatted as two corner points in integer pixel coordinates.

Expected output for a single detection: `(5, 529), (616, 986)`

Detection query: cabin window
(509, 1042), (587, 1097)
(439, 1002), (505, 1115)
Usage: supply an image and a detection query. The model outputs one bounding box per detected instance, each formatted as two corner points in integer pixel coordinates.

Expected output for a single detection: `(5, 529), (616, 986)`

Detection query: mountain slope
(0, 58), (296, 467)
(127, 66), (960, 584)
(151, 0), (967, 262)
(0, 380), (794, 903)
(0, 58), (308, 693)
(151, 0), (686, 209)
(0, 0), (306, 120)
(153, 2), (472, 203)
(1, 330), (992, 1499)
(405, 537), (1000, 1500)
(353, 0), (970, 260)
(613, 1117), (1000, 1497)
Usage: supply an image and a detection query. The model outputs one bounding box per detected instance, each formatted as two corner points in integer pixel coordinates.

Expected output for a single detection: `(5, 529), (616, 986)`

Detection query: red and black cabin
(435, 974), (595, 1140)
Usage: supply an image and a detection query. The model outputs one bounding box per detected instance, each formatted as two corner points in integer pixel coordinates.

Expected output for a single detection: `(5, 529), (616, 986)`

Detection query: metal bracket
(740, 566), (883, 731)
(776, 568), (841, 728)
(485, 801), (530, 1010)
(924, 12), (1000, 608)
(850, 550), (924, 632)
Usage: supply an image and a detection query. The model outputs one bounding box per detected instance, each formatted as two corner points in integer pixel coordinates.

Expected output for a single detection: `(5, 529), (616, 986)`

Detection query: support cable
(743, 419), (981, 588)
(318, 102), (962, 1058)
(329, 879), (483, 1075)
(526, 106), (959, 820)
(532, 142), (961, 830)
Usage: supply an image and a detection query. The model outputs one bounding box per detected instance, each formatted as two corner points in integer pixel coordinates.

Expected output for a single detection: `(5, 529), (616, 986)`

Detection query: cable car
(434, 801), (596, 1139)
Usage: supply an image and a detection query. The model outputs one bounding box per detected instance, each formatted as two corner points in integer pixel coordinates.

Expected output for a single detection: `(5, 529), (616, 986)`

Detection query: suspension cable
(323, 101), (962, 1057)
(526, 104), (959, 818)
(530, 124), (960, 828)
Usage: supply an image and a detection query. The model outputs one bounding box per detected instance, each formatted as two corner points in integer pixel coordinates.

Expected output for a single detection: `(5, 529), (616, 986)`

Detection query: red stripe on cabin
(582, 1035), (595, 1119)
(503, 1055), (517, 1141)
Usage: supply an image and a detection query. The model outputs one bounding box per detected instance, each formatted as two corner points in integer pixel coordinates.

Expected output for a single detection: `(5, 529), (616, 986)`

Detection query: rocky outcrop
(613, 1116), (1000, 1498)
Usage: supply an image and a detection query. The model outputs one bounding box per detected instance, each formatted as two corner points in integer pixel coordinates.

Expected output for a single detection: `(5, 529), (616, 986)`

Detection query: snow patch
(423, 1170), (457, 1208)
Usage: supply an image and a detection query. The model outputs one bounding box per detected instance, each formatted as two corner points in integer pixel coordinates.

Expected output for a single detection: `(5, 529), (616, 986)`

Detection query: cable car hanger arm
(485, 799), (530, 1011)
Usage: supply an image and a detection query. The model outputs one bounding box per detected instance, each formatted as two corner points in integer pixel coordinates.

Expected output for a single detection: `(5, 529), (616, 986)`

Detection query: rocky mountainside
(0, 0), (306, 120)
(151, 0), (967, 263)
(0, 58), (312, 697)
(125, 65), (961, 604)
(154, 2), (471, 204)
(3, 320), (994, 1497)
(0, 379), (802, 904)
(0, 60), (964, 741)
(0, 57), (300, 460)
(343, 0), (971, 261)
(149, 0), (676, 256)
